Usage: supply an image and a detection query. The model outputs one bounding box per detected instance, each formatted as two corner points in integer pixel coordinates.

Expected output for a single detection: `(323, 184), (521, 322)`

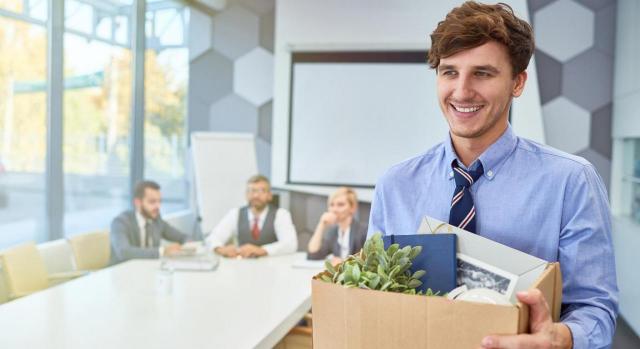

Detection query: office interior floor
(614, 316), (640, 348)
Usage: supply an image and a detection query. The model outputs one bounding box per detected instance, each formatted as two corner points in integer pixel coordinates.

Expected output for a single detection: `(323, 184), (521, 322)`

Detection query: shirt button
(487, 170), (494, 177)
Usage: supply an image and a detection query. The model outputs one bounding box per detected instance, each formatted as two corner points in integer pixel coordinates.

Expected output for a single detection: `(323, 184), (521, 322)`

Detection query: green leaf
(377, 264), (388, 279)
(389, 265), (401, 279)
(411, 270), (426, 280)
(386, 244), (400, 257)
(369, 275), (381, 289)
(320, 275), (333, 283)
(324, 260), (336, 275)
(408, 279), (423, 288)
(352, 264), (361, 282)
(358, 282), (370, 289)
(409, 246), (422, 259)
(380, 281), (392, 291)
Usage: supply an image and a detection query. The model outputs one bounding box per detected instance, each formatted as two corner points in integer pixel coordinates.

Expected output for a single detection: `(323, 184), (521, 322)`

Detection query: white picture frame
(456, 253), (518, 300)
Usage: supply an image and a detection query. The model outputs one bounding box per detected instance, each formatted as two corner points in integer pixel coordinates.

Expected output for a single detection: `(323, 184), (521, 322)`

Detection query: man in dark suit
(307, 187), (367, 264)
(110, 180), (189, 263)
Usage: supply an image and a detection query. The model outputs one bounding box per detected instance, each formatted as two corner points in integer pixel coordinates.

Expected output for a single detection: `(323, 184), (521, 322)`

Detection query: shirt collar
(444, 124), (518, 181)
(248, 206), (269, 221)
(135, 210), (146, 228)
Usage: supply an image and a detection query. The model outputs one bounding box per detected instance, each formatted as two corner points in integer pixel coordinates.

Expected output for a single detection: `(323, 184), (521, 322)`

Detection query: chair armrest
(48, 270), (88, 285)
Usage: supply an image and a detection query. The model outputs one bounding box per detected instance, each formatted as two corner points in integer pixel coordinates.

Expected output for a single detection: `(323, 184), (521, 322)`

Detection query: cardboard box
(311, 217), (562, 349)
(311, 263), (561, 349)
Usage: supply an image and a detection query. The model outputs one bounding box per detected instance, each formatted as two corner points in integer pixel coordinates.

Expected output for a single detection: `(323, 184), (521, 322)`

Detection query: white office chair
(38, 239), (76, 274)
(0, 242), (83, 300)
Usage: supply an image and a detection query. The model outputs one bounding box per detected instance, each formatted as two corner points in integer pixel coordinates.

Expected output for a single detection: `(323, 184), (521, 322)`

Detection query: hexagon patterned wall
(530, 0), (616, 188)
(188, 0), (616, 189)
(188, 0), (275, 176)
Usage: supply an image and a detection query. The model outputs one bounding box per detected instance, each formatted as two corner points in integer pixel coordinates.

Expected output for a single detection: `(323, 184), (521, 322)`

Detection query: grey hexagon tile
(188, 96), (209, 133)
(212, 5), (259, 60)
(236, 0), (275, 15)
(562, 48), (613, 111)
(594, 3), (616, 56)
(577, 0), (614, 11)
(189, 50), (233, 105)
(528, 0), (557, 13)
(258, 101), (272, 143)
(577, 148), (611, 191)
(534, 0), (594, 62)
(259, 9), (275, 53)
(233, 47), (274, 106)
(542, 97), (591, 154)
(188, 8), (212, 61)
(590, 103), (612, 159)
(534, 49), (563, 104)
(255, 137), (272, 177)
(209, 93), (259, 133)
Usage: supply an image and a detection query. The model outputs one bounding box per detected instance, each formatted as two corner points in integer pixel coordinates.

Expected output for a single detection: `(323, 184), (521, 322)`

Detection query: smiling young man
(367, 2), (618, 349)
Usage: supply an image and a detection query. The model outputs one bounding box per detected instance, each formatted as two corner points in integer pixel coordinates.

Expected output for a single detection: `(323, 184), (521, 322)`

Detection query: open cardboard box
(311, 217), (562, 349)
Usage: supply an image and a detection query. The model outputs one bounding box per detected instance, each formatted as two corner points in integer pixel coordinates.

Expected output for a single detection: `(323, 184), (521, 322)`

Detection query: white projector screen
(288, 52), (449, 187)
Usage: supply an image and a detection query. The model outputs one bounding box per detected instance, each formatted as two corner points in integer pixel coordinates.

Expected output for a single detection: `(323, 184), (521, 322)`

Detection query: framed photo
(456, 253), (517, 298)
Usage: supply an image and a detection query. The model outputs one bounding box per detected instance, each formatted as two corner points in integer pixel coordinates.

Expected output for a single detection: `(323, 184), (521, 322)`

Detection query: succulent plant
(319, 232), (438, 296)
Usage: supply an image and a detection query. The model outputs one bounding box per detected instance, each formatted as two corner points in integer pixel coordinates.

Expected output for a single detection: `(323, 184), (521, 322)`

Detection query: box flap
(516, 263), (562, 333)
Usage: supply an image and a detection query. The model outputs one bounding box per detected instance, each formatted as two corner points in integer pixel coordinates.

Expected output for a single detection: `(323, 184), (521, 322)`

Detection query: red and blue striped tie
(449, 161), (484, 233)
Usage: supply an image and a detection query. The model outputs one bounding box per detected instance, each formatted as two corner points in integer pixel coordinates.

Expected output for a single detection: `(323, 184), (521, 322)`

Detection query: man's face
(135, 188), (161, 220)
(329, 194), (355, 223)
(436, 41), (526, 144)
(246, 181), (272, 211)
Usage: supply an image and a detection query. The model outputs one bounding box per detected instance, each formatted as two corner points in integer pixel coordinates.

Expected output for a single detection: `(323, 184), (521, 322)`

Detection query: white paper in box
(417, 216), (548, 303)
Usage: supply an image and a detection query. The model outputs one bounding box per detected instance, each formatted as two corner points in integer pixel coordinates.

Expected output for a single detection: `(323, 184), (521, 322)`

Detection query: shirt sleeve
(262, 209), (298, 256)
(205, 209), (239, 250)
(558, 164), (618, 349)
(367, 181), (386, 238)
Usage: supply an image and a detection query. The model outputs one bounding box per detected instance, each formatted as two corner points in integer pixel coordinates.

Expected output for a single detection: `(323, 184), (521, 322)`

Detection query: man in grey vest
(206, 175), (298, 258)
(111, 180), (189, 263)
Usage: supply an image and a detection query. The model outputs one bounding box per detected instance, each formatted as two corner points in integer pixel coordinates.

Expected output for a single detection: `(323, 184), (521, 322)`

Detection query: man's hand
(479, 289), (573, 349)
(162, 243), (182, 257)
(238, 244), (267, 258)
(214, 244), (239, 258)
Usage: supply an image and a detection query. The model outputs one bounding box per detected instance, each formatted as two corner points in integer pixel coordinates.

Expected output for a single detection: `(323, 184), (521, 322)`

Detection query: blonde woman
(307, 187), (367, 264)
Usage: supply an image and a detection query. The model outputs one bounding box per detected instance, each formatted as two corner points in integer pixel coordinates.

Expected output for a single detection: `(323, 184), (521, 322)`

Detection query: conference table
(0, 252), (323, 349)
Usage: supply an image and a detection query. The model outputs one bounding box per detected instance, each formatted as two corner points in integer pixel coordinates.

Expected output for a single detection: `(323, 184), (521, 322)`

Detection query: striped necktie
(449, 161), (484, 233)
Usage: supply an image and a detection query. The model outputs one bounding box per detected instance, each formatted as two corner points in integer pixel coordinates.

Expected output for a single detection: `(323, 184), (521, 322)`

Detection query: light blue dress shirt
(368, 125), (618, 349)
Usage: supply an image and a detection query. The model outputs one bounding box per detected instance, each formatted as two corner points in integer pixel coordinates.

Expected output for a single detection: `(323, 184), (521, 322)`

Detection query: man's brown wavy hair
(428, 1), (534, 77)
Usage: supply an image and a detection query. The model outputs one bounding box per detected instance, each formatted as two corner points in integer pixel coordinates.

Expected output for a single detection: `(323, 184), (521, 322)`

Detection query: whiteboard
(288, 61), (447, 187)
(191, 132), (258, 234)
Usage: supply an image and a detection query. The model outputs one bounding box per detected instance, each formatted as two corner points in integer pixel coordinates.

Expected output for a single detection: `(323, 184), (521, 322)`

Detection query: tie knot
(452, 161), (484, 188)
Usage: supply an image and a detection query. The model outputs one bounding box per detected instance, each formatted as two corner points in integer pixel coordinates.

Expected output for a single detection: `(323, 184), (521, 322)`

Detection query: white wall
(610, 0), (640, 335)
(272, 0), (542, 200)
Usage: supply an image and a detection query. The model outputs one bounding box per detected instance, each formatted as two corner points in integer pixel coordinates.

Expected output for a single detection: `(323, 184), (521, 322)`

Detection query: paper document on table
(163, 254), (219, 271)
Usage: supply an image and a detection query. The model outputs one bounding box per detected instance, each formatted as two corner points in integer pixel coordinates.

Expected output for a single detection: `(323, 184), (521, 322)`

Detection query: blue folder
(383, 234), (457, 294)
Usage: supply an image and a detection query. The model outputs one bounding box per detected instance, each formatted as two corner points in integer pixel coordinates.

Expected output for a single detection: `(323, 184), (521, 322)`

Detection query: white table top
(0, 253), (322, 349)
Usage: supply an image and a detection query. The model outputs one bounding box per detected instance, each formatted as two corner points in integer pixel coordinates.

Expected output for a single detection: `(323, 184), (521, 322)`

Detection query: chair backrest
(0, 242), (50, 298)
(68, 231), (110, 271)
(37, 239), (75, 274)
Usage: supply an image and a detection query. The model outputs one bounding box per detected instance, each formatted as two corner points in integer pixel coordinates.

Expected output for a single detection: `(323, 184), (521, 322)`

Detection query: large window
(144, 1), (189, 215)
(0, 0), (193, 248)
(0, 4), (48, 248)
(63, 0), (134, 236)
